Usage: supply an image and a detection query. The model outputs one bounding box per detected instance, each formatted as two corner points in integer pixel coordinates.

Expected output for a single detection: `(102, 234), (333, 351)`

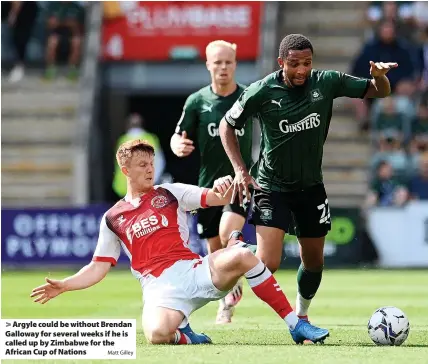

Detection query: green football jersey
(175, 84), (253, 188)
(224, 69), (370, 192)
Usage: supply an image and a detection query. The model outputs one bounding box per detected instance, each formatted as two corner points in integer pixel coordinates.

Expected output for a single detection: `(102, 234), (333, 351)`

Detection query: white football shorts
(140, 256), (227, 319)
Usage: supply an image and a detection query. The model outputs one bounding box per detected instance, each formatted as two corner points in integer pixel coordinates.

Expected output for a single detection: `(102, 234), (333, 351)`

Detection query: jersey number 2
(317, 199), (331, 224)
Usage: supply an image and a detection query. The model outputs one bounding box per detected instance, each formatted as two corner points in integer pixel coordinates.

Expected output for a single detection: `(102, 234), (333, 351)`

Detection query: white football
(368, 306), (410, 346)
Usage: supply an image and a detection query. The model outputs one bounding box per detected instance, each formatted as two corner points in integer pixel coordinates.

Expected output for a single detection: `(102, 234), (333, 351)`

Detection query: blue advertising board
(1, 205), (114, 266)
(1, 206), (360, 268)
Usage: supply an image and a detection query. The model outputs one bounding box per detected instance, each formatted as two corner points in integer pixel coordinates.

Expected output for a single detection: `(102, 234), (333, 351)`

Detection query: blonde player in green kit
(170, 41), (254, 324)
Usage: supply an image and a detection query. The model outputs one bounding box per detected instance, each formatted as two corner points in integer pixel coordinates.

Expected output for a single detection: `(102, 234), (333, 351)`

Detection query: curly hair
(278, 34), (313, 59)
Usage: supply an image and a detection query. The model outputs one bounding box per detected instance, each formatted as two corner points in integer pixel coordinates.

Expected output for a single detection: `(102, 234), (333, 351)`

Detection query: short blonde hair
(206, 40), (237, 58)
(116, 139), (155, 168)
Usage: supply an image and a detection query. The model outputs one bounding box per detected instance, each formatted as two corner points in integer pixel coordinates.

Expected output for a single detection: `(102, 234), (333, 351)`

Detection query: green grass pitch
(2, 269), (428, 364)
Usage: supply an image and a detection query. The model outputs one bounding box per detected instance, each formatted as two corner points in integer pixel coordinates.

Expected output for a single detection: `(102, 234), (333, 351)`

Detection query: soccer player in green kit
(170, 40), (254, 324)
(219, 34), (398, 335)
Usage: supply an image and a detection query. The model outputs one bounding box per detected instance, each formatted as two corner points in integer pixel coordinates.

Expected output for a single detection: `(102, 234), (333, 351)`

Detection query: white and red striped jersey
(92, 183), (209, 277)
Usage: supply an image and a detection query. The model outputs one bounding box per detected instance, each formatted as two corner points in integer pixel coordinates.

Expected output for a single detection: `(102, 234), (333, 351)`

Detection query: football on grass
(368, 306), (410, 346)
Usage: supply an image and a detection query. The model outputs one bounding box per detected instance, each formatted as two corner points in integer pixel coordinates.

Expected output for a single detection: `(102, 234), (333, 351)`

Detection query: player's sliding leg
(206, 235), (233, 324)
(215, 211), (246, 324)
(208, 239), (329, 344)
(142, 306), (211, 345)
(295, 237), (325, 320)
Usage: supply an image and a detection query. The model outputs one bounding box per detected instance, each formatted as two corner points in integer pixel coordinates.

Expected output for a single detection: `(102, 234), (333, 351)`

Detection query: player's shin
(245, 260), (298, 330)
(296, 264), (323, 317)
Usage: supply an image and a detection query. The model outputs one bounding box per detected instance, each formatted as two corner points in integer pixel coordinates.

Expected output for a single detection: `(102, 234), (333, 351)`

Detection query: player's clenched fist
(213, 175), (233, 196)
(171, 131), (195, 157)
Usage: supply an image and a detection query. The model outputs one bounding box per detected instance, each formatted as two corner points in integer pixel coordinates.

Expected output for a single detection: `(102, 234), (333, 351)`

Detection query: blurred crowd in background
(350, 1), (428, 208)
(1, 1), (86, 82)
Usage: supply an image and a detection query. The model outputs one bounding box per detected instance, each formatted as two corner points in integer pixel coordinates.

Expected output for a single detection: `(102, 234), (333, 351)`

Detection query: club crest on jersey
(311, 89), (323, 102)
(151, 195), (168, 209)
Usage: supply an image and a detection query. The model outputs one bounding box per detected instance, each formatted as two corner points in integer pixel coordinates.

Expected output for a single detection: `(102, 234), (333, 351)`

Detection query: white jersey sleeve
(92, 213), (121, 266)
(160, 183), (209, 211)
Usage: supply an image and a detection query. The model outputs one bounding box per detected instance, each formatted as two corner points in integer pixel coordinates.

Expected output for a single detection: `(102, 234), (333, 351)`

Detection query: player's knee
(147, 334), (170, 345)
(301, 251), (324, 270)
(303, 260), (324, 272)
(219, 230), (230, 247)
(264, 258), (281, 273)
(255, 248), (281, 273)
(310, 255), (324, 271)
(145, 326), (172, 345)
(233, 247), (258, 270)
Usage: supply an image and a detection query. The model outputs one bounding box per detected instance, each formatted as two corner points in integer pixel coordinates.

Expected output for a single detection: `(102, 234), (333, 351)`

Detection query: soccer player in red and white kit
(30, 139), (329, 345)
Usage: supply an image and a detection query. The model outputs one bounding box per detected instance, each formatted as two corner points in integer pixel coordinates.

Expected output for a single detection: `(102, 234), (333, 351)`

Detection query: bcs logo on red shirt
(128, 214), (168, 239)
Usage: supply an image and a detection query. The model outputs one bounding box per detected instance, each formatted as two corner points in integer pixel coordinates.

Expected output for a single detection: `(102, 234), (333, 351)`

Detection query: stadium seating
(1, 77), (78, 206)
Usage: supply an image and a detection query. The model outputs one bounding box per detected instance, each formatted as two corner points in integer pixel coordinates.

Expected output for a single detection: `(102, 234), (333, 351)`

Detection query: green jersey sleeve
(175, 93), (199, 138)
(224, 81), (264, 129)
(328, 70), (370, 99)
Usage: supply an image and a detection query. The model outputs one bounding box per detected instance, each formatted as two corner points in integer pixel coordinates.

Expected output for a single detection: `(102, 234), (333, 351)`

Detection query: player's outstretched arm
(30, 261), (111, 304)
(365, 61), (398, 98)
